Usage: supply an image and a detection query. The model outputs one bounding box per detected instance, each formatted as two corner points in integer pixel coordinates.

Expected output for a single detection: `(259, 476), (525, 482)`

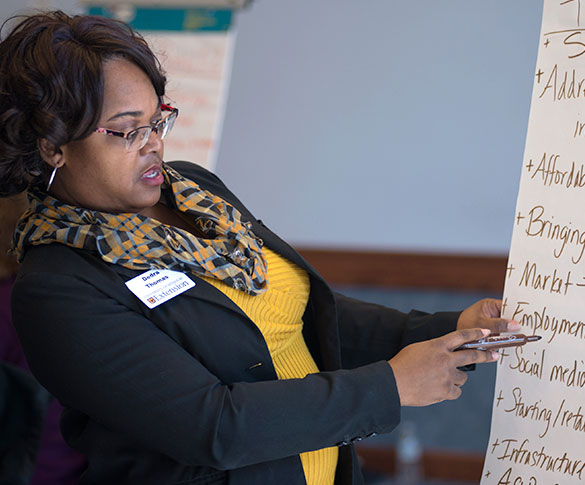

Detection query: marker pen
(456, 334), (542, 351)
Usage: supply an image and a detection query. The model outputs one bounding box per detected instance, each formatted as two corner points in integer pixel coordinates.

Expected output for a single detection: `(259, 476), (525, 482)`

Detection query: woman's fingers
(457, 298), (521, 333)
(455, 348), (499, 368)
(389, 328), (501, 407)
(443, 328), (500, 366)
(453, 369), (468, 388)
(442, 327), (490, 351)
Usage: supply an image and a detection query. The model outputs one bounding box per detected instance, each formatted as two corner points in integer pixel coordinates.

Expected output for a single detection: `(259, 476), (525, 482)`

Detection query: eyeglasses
(95, 104), (179, 151)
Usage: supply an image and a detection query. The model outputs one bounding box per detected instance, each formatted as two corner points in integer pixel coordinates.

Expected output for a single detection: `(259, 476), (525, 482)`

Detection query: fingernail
(507, 320), (521, 331)
(481, 328), (490, 336)
(491, 351), (500, 360)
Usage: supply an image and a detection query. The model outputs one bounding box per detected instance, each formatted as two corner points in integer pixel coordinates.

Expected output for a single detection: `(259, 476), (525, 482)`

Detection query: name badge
(125, 269), (195, 309)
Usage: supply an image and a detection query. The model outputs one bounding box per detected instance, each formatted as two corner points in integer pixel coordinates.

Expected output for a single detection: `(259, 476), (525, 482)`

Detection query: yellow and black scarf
(13, 163), (268, 295)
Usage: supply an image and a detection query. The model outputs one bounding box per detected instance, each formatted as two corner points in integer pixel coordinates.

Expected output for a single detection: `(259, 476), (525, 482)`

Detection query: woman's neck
(141, 202), (206, 238)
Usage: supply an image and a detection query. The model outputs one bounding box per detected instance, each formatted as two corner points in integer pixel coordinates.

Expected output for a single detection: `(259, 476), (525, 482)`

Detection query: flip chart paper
(481, 1), (585, 484)
(146, 31), (235, 171)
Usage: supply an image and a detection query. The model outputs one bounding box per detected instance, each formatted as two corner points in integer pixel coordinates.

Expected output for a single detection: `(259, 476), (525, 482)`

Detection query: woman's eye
(126, 130), (139, 142)
(109, 125), (137, 135)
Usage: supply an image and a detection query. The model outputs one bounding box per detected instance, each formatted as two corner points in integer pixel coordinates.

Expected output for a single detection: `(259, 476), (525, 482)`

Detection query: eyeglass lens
(126, 110), (177, 151)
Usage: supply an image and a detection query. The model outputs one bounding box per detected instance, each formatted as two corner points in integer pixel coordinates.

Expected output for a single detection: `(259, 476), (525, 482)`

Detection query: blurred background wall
(215, 1), (542, 255)
(1, 0), (543, 256)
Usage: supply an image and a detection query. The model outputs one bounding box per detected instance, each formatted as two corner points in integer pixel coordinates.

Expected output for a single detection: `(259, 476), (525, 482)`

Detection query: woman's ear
(38, 138), (65, 168)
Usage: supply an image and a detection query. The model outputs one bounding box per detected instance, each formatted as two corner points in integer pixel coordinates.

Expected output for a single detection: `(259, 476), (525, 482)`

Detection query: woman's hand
(388, 328), (498, 407)
(457, 298), (520, 334)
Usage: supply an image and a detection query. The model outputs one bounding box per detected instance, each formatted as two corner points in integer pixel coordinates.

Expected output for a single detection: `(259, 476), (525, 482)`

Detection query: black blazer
(12, 161), (458, 485)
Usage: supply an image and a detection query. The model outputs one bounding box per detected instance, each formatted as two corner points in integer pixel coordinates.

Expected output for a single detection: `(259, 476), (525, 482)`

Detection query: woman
(0, 11), (517, 485)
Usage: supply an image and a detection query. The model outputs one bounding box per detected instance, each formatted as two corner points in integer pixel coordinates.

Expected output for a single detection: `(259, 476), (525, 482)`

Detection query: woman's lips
(141, 165), (164, 185)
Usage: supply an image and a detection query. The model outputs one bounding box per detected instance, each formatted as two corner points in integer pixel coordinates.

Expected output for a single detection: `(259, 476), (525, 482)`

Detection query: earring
(46, 165), (59, 192)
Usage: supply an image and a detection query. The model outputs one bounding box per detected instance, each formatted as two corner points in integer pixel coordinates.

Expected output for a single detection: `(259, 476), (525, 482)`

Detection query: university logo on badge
(126, 270), (195, 309)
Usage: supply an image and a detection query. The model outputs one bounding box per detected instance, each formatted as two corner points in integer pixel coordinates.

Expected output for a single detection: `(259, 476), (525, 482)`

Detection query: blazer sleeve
(333, 292), (460, 369)
(12, 269), (401, 470)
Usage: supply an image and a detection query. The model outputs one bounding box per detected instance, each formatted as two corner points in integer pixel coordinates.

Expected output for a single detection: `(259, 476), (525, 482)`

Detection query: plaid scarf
(13, 163), (268, 295)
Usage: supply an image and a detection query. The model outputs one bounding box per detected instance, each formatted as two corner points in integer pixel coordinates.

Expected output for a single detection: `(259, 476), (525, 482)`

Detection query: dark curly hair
(0, 11), (167, 196)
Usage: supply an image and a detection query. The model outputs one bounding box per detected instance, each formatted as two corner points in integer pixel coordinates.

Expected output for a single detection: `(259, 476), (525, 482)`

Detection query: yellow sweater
(201, 247), (338, 484)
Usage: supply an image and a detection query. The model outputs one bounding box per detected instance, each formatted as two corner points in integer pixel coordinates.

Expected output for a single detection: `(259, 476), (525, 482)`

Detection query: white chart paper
(481, 1), (585, 484)
(146, 31), (235, 171)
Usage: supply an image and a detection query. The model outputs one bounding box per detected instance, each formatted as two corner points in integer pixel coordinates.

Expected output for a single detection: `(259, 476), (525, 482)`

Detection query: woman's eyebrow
(106, 110), (143, 122)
